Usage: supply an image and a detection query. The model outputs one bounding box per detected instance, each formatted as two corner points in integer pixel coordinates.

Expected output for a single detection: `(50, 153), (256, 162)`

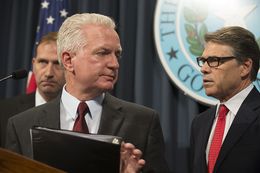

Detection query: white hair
(57, 13), (116, 63)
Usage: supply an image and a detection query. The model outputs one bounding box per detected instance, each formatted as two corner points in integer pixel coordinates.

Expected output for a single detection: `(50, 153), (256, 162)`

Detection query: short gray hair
(57, 13), (116, 63)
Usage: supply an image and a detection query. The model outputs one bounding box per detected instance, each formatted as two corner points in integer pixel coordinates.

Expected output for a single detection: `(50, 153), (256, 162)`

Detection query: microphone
(0, 69), (28, 82)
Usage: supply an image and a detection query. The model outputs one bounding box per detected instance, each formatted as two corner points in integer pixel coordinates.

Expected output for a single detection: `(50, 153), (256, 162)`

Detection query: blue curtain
(0, 0), (209, 172)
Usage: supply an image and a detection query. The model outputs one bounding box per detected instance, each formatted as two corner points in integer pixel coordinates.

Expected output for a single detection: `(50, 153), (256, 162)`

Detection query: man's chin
(41, 88), (60, 95)
(101, 84), (114, 92)
(103, 86), (114, 91)
(204, 89), (216, 98)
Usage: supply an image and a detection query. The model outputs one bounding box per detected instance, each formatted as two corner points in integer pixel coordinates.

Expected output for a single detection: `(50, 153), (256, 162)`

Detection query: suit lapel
(17, 93), (35, 112)
(199, 107), (217, 172)
(215, 88), (260, 171)
(36, 96), (61, 129)
(98, 93), (125, 135)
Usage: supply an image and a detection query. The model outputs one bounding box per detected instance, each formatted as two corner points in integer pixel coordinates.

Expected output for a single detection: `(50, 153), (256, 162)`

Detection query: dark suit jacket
(0, 93), (35, 147)
(190, 87), (260, 173)
(5, 93), (169, 173)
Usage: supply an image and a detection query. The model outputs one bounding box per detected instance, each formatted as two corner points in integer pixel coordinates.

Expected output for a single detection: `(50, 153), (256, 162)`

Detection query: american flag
(26, 0), (69, 93)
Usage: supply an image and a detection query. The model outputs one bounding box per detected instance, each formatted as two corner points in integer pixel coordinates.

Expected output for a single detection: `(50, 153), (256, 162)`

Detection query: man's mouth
(102, 74), (115, 81)
(203, 78), (213, 86)
(41, 81), (56, 86)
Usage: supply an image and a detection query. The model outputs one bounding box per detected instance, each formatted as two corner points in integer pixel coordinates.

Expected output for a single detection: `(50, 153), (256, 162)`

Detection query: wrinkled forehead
(203, 41), (234, 56)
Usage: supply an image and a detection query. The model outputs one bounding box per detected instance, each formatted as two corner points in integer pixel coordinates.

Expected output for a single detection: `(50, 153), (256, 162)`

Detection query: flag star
(46, 16), (55, 24)
(41, 0), (49, 9)
(60, 9), (68, 18)
(167, 47), (178, 60)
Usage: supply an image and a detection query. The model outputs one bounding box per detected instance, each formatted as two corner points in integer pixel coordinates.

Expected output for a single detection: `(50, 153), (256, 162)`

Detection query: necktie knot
(218, 104), (229, 120)
(77, 102), (89, 117)
(73, 102), (89, 133)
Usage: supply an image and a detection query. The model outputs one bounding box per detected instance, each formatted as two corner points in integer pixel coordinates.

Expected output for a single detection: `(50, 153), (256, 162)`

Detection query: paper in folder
(30, 126), (122, 173)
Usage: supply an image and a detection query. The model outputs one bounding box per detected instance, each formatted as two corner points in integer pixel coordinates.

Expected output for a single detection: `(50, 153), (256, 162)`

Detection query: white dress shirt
(60, 86), (104, 134)
(35, 89), (47, 106)
(206, 84), (254, 163)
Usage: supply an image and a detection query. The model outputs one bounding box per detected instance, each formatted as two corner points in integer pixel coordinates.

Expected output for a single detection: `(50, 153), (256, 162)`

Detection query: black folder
(30, 126), (122, 173)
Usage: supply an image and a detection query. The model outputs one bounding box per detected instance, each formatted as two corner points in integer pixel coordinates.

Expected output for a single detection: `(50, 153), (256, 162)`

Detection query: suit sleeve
(142, 111), (170, 173)
(5, 118), (22, 155)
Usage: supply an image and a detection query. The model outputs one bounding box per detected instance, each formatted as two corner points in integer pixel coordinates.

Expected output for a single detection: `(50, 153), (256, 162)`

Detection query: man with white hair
(5, 13), (169, 173)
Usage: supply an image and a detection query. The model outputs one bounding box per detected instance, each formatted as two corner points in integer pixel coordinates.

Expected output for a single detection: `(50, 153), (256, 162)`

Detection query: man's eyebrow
(36, 57), (48, 61)
(36, 57), (59, 62)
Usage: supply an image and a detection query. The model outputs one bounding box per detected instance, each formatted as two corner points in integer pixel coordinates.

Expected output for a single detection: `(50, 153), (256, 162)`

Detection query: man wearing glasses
(190, 26), (260, 173)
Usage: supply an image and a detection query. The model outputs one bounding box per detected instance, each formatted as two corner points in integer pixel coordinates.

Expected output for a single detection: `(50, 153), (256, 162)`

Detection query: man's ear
(32, 57), (36, 73)
(62, 52), (74, 72)
(240, 58), (252, 78)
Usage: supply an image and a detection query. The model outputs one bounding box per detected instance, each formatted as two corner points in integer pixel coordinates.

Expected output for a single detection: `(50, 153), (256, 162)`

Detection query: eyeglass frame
(196, 56), (236, 67)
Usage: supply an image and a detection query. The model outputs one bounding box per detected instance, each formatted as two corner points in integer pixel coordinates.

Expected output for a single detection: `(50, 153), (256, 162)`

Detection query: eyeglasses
(196, 56), (236, 67)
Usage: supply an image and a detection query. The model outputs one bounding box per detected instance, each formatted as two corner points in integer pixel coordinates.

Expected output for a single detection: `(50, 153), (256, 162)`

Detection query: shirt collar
(61, 85), (104, 120)
(217, 84), (254, 116)
(35, 89), (47, 106)
(86, 93), (104, 119)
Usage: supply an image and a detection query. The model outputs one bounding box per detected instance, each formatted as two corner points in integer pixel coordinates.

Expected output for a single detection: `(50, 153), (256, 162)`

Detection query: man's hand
(120, 142), (145, 173)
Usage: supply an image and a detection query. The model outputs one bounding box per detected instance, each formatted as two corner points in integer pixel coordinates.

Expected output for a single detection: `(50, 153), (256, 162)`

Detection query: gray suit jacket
(5, 93), (169, 173)
(190, 87), (260, 173)
(0, 93), (35, 147)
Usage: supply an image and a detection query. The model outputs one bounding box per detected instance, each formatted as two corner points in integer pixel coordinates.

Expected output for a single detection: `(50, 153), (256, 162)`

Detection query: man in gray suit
(0, 32), (65, 147)
(5, 13), (169, 173)
(191, 26), (260, 173)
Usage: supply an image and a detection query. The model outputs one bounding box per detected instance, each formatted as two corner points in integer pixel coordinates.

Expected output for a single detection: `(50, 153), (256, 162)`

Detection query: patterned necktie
(73, 102), (89, 133)
(208, 104), (229, 173)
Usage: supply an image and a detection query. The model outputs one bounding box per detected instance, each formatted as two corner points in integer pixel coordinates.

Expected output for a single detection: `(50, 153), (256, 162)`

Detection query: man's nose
(200, 62), (211, 74)
(45, 63), (54, 78)
(108, 54), (120, 69)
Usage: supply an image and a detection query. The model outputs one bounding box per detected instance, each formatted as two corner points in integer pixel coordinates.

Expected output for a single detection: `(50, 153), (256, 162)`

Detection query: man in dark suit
(5, 13), (169, 173)
(190, 26), (260, 173)
(0, 32), (65, 147)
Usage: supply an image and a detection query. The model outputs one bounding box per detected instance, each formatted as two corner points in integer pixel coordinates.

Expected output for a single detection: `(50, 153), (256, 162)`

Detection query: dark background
(0, 0), (209, 172)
